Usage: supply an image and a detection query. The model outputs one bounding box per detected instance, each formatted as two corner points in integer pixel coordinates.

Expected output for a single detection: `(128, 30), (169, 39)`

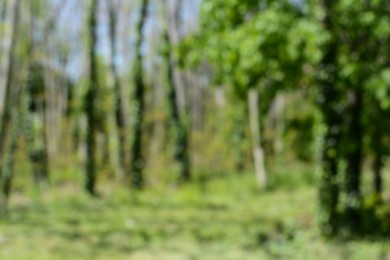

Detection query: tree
(85, 0), (99, 195)
(316, 0), (343, 236)
(130, 0), (149, 189)
(0, 0), (20, 211)
(316, 0), (390, 234)
(107, 0), (128, 172)
(161, 0), (191, 182)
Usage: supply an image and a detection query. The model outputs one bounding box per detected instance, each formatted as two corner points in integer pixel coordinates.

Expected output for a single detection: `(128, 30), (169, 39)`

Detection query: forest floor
(0, 172), (390, 259)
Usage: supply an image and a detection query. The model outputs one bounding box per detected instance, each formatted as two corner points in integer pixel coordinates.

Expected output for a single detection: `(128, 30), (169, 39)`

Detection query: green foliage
(366, 68), (390, 109)
(281, 91), (320, 162)
(180, 0), (327, 122)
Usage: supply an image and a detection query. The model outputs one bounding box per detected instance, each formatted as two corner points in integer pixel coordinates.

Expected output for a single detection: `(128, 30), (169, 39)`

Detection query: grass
(1, 172), (390, 259)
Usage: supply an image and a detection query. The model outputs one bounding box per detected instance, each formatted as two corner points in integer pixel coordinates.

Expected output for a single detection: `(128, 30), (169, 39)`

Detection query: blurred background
(0, 0), (389, 259)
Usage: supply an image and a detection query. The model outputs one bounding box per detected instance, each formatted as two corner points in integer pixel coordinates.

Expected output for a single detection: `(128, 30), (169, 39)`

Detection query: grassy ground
(0, 173), (390, 259)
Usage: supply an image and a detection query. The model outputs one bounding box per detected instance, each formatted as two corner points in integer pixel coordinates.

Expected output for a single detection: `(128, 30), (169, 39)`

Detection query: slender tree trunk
(162, 13), (191, 182)
(85, 0), (99, 195)
(65, 79), (81, 157)
(0, 0), (20, 212)
(319, 97), (342, 236)
(1, 86), (20, 211)
(130, 0), (149, 189)
(371, 105), (385, 197)
(270, 93), (285, 156)
(168, 0), (186, 117)
(318, 0), (342, 237)
(108, 1), (127, 172)
(373, 152), (383, 196)
(344, 89), (363, 231)
(189, 70), (204, 131)
(41, 89), (50, 181)
(248, 89), (267, 188)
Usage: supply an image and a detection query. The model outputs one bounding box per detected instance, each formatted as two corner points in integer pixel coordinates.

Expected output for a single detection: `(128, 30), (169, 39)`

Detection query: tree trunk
(41, 87), (50, 182)
(108, 0), (128, 172)
(344, 89), (363, 231)
(373, 152), (383, 196)
(65, 79), (81, 158)
(317, 0), (342, 237)
(85, 0), (99, 195)
(0, 0), (20, 212)
(162, 10), (191, 182)
(168, 0), (186, 117)
(248, 89), (267, 188)
(371, 104), (386, 197)
(130, 0), (149, 189)
(1, 86), (20, 212)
